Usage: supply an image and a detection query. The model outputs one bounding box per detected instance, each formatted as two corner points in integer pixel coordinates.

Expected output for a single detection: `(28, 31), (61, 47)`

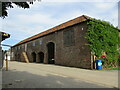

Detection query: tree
(0, 0), (40, 18)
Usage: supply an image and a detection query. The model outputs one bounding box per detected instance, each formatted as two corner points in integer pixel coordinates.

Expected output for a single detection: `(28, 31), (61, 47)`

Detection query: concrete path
(2, 61), (119, 88)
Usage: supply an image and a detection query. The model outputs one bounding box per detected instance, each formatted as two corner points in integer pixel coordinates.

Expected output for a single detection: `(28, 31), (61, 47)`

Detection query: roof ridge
(13, 15), (90, 47)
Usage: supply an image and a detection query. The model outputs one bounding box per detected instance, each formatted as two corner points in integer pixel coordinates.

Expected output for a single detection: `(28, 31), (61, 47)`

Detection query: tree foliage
(0, 0), (40, 18)
(86, 19), (119, 62)
(1, 2), (29, 18)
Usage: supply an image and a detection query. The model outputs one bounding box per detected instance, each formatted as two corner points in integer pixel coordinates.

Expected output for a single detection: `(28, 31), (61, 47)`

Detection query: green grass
(105, 67), (120, 70)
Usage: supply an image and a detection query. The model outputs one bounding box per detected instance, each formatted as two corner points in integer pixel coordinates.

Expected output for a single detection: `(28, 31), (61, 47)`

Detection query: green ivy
(86, 19), (119, 62)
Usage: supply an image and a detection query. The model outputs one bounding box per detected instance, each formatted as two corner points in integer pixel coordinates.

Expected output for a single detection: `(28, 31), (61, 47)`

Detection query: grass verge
(105, 67), (120, 70)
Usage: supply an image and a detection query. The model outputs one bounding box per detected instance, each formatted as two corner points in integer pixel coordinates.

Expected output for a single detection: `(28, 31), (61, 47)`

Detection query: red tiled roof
(13, 15), (91, 47)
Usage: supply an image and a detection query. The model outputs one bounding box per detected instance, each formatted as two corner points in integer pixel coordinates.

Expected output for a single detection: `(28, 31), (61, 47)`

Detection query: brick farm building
(11, 15), (115, 69)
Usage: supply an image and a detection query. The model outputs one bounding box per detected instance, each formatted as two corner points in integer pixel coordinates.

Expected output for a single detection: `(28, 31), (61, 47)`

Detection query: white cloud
(17, 13), (55, 25)
(1, 1), (118, 50)
(109, 9), (118, 26)
(0, 19), (2, 31)
(42, 0), (119, 2)
(94, 3), (115, 8)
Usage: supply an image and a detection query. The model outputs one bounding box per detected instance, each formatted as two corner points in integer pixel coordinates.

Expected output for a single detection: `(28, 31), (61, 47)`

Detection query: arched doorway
(17, 54), (20, 62)
(47, 42), (55, 64)
(32, 52), (36, 62)
(38, 52), (44, 63)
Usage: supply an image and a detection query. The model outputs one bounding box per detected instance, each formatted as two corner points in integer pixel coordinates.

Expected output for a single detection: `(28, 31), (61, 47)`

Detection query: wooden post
(91, 52), (94, 69)
(91, 51), (96, 69)
(93, 55), (96, 69)
(5, 54), (8, 71)
(22, 52), (29, 63)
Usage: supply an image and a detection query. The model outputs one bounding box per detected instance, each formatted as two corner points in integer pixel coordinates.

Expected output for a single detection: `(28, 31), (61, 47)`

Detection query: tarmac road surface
(2, 61), (119, 88)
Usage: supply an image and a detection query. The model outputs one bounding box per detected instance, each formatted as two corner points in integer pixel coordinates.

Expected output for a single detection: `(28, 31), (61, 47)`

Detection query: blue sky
(0, 0), (119, 50)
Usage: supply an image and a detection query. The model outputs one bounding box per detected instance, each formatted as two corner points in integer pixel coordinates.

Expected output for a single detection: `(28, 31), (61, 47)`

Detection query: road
(2, 61), (118, 88)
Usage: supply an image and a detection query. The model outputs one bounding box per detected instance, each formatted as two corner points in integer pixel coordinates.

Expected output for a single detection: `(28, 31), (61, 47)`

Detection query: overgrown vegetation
(86, 19), (119, 68)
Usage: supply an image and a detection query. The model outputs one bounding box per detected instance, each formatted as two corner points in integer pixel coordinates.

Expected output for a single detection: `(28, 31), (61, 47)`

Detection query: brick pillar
(36, 53), (39, 63)
(44, 51), (48, 64)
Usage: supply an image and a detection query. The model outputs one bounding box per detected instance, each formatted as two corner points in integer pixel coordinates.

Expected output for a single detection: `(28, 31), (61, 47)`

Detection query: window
(39, 40), (42, 45)
(33, 42), (35, 46)
(18, 46), (20, 49)
(63, 29), (75, 46)
(15, 47), (17, 50)
(22, 44), (24, 49)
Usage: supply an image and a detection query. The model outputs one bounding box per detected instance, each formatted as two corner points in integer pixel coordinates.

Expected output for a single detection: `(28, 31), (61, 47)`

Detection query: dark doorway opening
(17, 54), (20, 62)
(38, 52), (44, 63)
(32, 52), (36, 62)
(47, 42), (55, 64)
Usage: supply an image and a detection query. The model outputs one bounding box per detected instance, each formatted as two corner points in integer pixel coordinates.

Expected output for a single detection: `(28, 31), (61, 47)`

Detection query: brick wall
(11, 22), (92, 69)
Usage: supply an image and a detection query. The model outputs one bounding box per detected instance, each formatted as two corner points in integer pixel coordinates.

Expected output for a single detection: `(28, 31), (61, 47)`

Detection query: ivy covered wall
(86, 19), (119, 68)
